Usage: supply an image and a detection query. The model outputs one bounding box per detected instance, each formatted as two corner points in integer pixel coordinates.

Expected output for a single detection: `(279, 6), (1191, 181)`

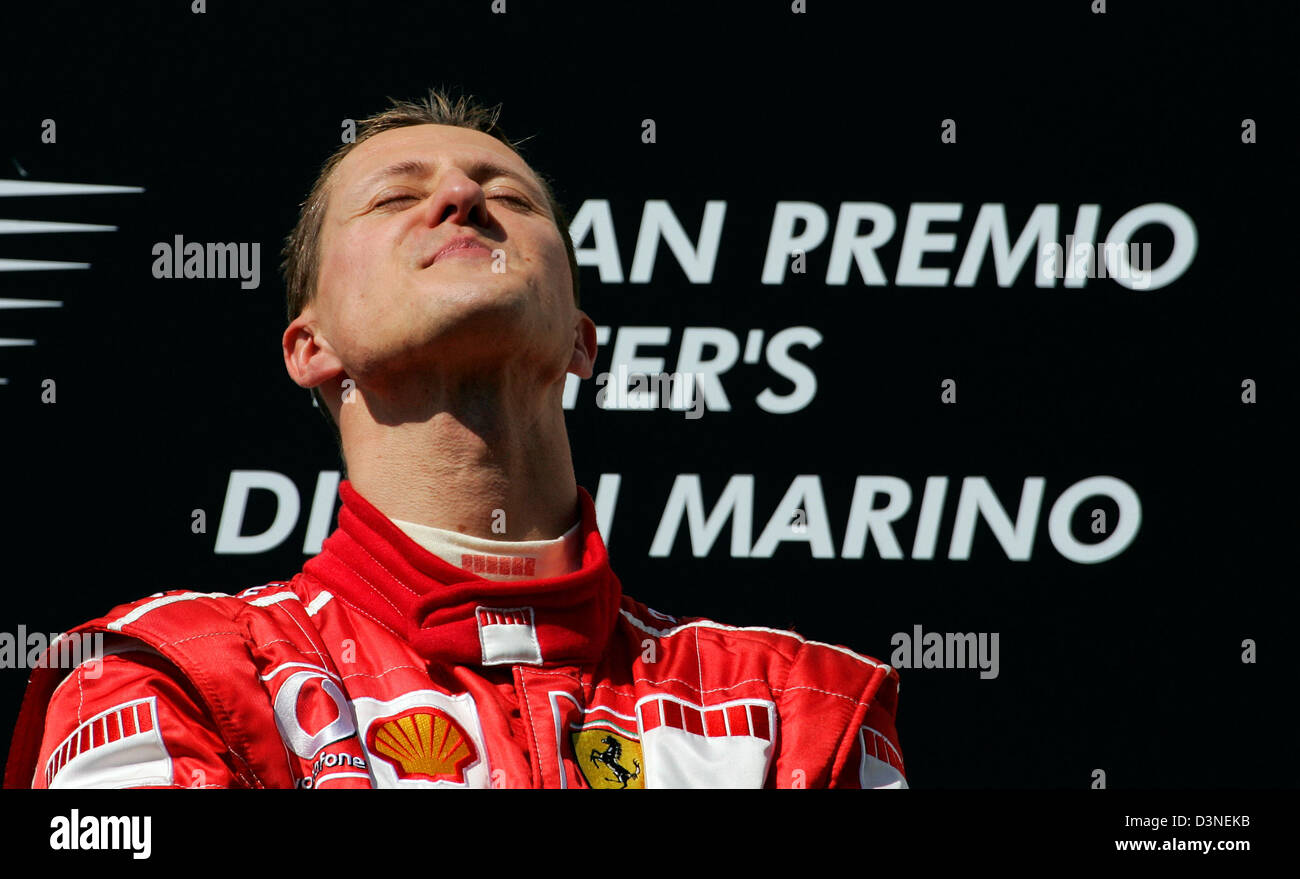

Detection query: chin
(417, 279), (533, 327)
(400, 308), (535, 370)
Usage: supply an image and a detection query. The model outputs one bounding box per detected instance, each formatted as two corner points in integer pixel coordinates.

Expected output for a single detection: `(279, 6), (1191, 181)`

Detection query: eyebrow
(352, 157), (545, 203)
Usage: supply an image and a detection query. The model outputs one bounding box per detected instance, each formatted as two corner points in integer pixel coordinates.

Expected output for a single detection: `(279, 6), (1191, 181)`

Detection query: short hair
(279, 87), (582, 452)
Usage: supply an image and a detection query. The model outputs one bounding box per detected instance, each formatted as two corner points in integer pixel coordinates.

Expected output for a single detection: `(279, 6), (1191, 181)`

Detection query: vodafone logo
(272, 668), (356, 759)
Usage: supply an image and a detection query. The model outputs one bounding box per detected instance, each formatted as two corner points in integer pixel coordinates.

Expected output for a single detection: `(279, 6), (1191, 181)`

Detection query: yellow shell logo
(367, 708), (477, 783)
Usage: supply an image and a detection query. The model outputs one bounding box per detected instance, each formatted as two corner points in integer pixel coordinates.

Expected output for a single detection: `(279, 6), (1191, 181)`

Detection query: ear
(283, 309), (345, 390)
(566, 310), (598, 380)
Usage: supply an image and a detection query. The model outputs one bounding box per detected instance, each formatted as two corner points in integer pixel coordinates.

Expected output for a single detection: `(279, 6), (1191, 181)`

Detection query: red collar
(301, 480), (623, 668)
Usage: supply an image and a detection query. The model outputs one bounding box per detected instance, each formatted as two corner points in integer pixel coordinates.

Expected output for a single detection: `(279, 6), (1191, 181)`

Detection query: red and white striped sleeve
(32, 642), (241, 789)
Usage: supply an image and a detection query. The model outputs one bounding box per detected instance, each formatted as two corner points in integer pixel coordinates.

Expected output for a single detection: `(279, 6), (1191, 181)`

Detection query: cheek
(537, 228), (573, 299)
(315, 240), (391, 356)
(320, 232), (395, 317)
(321, 235), (371, 293)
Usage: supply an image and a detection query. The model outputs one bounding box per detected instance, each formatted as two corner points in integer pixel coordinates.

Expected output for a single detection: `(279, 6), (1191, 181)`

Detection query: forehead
(331, 123), (542, 198)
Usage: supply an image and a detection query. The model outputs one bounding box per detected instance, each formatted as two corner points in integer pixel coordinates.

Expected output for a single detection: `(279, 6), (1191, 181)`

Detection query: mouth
(425, 237), (494, 267)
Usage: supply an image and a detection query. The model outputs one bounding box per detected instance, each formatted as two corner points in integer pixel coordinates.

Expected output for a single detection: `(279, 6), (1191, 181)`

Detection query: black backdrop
(1, 0), (1294, 791)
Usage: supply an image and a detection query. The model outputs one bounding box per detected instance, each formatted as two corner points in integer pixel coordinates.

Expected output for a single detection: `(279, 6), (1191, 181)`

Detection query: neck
(337, 371), (580, 540)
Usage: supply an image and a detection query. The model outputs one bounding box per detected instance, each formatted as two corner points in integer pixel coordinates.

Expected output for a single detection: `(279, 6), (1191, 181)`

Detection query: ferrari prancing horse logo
(571, 728), (644, 789)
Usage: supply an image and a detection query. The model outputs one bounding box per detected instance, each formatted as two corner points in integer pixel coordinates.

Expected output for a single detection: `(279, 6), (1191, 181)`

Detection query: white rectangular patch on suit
(858, 725), (908, 789)
(46, 696), (173, 789)
(636, 696), (776, 788)
(476, 606), (542, 666)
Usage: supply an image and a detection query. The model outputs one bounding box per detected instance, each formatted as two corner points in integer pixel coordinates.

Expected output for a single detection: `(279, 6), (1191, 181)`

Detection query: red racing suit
(5, 481), (906, 789)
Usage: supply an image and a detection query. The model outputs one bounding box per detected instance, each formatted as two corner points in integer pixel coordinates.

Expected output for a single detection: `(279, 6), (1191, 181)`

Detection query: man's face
(302, 123), (580, 389)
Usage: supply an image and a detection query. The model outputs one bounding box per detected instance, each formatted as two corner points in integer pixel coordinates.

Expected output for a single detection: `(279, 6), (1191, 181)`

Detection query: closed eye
(375, 194), (417, 209)
(374, 193), (530, 210)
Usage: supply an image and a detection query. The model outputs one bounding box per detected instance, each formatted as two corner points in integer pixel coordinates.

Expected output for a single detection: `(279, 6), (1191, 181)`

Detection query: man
(5, 89), (906, 789)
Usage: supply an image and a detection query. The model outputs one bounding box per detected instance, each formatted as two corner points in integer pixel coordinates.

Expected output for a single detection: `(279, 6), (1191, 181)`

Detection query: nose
(419, 168), (491, 228)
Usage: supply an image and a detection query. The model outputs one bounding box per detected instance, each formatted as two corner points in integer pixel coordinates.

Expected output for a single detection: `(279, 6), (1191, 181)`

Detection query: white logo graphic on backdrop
(0, 177), (144, 386)
(216, 469), (1141, 563)
(567, 199), (1197, 290)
